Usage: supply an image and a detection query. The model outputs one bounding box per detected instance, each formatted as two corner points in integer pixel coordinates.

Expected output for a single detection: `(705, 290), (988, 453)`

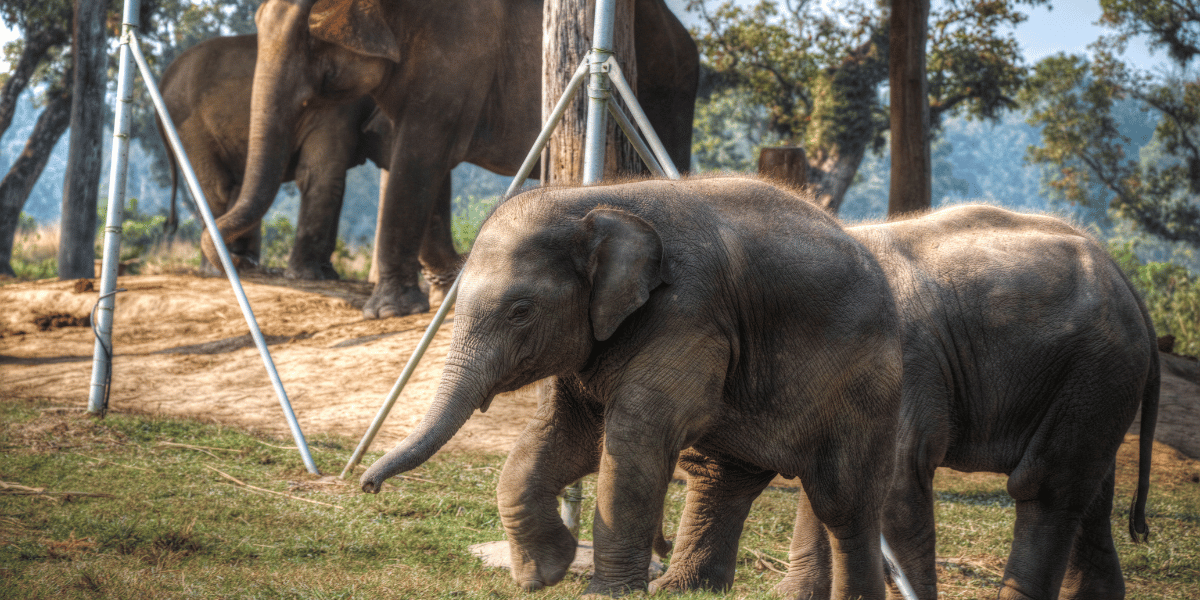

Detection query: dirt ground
(3, 273), (1199, 479)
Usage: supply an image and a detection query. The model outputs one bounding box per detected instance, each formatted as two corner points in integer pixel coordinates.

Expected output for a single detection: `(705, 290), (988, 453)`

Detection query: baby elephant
(661, 204), (1158, 600)
(361, 177), (906, 599)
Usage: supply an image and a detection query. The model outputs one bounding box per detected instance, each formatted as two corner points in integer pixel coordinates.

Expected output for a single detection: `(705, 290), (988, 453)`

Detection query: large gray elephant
(206, 0), (698, 319)
(652, 205), (1160, 600)
(159, 33), (396, 280)
(359, 177), (906, 598)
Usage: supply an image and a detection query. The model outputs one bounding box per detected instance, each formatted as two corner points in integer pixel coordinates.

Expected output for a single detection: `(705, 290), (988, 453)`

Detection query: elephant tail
(1128, 332), (1160, 544)
(166, 149), (180, 236)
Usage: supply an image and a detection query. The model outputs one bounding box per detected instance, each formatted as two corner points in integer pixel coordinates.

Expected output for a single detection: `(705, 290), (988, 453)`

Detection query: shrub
(1109, 242), (1200, 356)
(259, 214), (296, 271)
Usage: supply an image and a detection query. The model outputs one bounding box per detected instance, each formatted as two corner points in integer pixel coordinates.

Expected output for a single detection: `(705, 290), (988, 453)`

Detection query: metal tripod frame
(90, 0), (319, 474)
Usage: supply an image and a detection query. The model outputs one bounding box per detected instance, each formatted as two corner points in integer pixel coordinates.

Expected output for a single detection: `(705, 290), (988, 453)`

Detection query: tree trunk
(887, 0), (931, 217)
(58, 0), (109, 279)
(0, 28), (68, 140)
(802, 32), (889, 214)
(0, 88), (73, 276)
(542, 0), (639, 186)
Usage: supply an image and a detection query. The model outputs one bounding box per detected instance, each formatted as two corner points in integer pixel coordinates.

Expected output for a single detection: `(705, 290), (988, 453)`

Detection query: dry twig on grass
(205, 466), (343, 510)
(0, 480), (115, 500)
(748, 549), (789, 575)
(157, 441), (243, 460)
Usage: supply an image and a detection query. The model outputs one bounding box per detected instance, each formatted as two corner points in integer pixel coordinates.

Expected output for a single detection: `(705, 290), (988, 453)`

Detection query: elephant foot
(649, 568), (732, 595)
(773, 572), (830, 600)
(200, 252), (260, 277)
(362, 280), (429, 319)
(422, 267), (458, 309)
(582, 580), (647, 598)
(285, 261), (340, 281)
(508, 526), (578, 592)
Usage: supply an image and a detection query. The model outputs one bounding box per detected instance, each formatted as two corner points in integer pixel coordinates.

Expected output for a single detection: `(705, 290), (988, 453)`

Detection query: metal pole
(602, 58), (680, 178)
(89, 0), (140, 416)
(607, 99), (664, 178)
(581, 0), (619, 185)
(882, 534), (919, 600)
(124, 38), (320, 474)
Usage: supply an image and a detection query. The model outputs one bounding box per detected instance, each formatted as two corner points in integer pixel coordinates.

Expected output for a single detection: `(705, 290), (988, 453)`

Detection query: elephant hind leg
(418, 172), (461, 308)
(1060, 466), (1125, 600)
(649, 448), (775, 594)
(774, 481), (832, 600)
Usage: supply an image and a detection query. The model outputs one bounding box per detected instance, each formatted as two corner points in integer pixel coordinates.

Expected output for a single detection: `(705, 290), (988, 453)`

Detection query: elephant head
(201, 0), (399, 269)
(361, 197), (674, 492)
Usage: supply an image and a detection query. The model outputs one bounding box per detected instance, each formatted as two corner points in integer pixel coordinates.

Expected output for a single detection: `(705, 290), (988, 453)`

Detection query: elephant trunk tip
(361, 478), (383, 494)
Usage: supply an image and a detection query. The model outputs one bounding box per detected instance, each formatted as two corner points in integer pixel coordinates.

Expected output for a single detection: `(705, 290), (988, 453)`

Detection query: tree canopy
(1022, 0), (1200, 248)
(688, 0), (1038, 213)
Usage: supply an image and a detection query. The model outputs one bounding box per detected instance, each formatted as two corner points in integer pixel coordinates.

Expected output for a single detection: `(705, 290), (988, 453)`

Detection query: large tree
(888, 0), (931, 216)
(58, 0), (109, 279)
(689, 0), (1035, 213)
(1022, 0), (1200, 248)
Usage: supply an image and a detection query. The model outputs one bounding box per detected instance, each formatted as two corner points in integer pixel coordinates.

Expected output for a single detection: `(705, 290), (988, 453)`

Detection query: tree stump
(758, 146), (808, 188)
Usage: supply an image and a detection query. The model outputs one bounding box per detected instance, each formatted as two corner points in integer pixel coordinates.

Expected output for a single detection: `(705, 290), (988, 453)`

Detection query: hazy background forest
(3, 0), (1199, 350)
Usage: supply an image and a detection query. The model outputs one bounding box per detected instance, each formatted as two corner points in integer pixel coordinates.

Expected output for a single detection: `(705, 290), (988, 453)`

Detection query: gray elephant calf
(361, 178), (906, 599)
(659, 204), (1159, 600)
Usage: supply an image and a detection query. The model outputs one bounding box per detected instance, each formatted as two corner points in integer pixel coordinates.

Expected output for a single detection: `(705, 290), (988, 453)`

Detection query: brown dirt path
(1, 274), (539, 463)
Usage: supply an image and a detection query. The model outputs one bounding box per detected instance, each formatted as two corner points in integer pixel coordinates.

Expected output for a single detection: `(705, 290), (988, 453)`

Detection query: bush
(451, 194), (495, 254)
(259, 214), (296, 271)
(1110, 242), (1200, 356)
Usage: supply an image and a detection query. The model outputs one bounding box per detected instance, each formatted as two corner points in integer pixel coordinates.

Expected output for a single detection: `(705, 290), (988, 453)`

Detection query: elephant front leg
(650, 448), (775, 594)
(498, 377), (603, 591)
(586, 411), (692, 597)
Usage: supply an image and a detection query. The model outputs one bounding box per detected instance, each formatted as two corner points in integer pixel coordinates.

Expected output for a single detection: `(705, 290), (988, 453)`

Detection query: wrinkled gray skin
(360, 177), (905, 599)
(159, 34), (399, 280)
(209, 0), (698, 319)
(658, 205), (1160, 600)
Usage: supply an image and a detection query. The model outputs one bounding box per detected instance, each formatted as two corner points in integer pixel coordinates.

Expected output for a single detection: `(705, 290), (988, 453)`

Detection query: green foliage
(260, 214), (296, 271)
(451, 194), (498, 254)
(332, 237), (372, 281)
(91, 198), (198, 273)
(691, 87), (781, 172)
(1098, 0), (1200, 66)
(1022, 2), (1200, 249)
(1109, 242), (1200, 356)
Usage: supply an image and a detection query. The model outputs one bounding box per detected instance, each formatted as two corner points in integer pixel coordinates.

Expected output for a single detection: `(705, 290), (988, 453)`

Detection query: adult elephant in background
(655, 205), (1159, 600)
(359, 178), (905, 598)
(159, 34), (398, 280)
(209, 0), (699, 319)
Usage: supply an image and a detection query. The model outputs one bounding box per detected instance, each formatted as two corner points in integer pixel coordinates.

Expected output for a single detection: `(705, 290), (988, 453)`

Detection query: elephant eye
(507, 300), (535, 325)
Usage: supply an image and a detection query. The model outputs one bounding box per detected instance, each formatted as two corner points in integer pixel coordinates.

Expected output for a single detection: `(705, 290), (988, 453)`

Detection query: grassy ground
(1, 398), (1197, 599)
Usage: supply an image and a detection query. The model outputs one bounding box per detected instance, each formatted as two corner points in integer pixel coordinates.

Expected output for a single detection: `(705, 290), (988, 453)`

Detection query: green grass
(1, 398), (1197, 599)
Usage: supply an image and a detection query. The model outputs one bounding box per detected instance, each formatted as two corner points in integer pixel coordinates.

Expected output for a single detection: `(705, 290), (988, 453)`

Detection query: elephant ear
(309, 0), (402, 63)
(584, 208), (672, 342)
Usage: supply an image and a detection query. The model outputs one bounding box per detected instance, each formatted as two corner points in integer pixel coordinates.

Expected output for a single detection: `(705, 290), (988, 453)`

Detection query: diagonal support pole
(90, 0), (320, 474)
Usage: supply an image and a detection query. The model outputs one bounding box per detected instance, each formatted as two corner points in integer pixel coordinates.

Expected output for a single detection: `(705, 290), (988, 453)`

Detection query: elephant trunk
(200, 0), (314, 269)
(360, 356), (491, 493)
